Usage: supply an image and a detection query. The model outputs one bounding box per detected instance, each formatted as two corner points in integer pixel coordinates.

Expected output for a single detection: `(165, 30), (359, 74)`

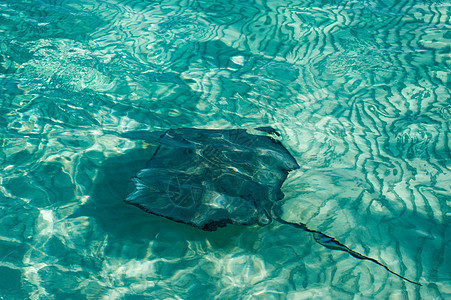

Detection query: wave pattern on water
(0, 0), (450, 299)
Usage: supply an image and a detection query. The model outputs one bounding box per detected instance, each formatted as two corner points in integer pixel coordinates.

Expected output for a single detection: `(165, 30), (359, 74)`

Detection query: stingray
(123, 127), (420, 286)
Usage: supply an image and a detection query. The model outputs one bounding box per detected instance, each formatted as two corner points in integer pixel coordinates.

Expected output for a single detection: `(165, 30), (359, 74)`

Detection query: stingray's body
(124, 127), (420, 286)
(126, 128), (297, 231)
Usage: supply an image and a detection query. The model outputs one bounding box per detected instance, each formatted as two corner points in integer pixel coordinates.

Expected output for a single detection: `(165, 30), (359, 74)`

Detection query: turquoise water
(0, 0), (450, 298)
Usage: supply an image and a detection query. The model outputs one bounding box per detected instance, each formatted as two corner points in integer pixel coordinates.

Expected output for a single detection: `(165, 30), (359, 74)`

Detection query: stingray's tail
(275, 218), (421, 286)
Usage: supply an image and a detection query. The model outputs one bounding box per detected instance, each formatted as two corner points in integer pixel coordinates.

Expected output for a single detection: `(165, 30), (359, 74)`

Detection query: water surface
(0, 0), (450, 298)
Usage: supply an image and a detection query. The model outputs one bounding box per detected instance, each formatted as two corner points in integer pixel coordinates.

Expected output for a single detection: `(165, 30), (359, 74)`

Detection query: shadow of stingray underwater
(120, 127), (421, 286)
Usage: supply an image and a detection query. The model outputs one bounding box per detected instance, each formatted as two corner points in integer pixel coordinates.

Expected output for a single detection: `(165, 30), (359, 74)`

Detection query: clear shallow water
(0, 0), (450, 298)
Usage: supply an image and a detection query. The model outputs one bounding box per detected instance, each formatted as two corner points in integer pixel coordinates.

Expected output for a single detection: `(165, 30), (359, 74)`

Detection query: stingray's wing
(126, 128), (299, 231)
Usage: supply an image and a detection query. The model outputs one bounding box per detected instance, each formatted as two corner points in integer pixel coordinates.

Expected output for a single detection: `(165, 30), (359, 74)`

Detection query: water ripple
(0, 0), (449, 298)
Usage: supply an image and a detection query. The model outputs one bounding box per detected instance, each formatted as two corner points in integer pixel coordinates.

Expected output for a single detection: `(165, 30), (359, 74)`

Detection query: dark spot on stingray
(121, 127), (421, 286)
